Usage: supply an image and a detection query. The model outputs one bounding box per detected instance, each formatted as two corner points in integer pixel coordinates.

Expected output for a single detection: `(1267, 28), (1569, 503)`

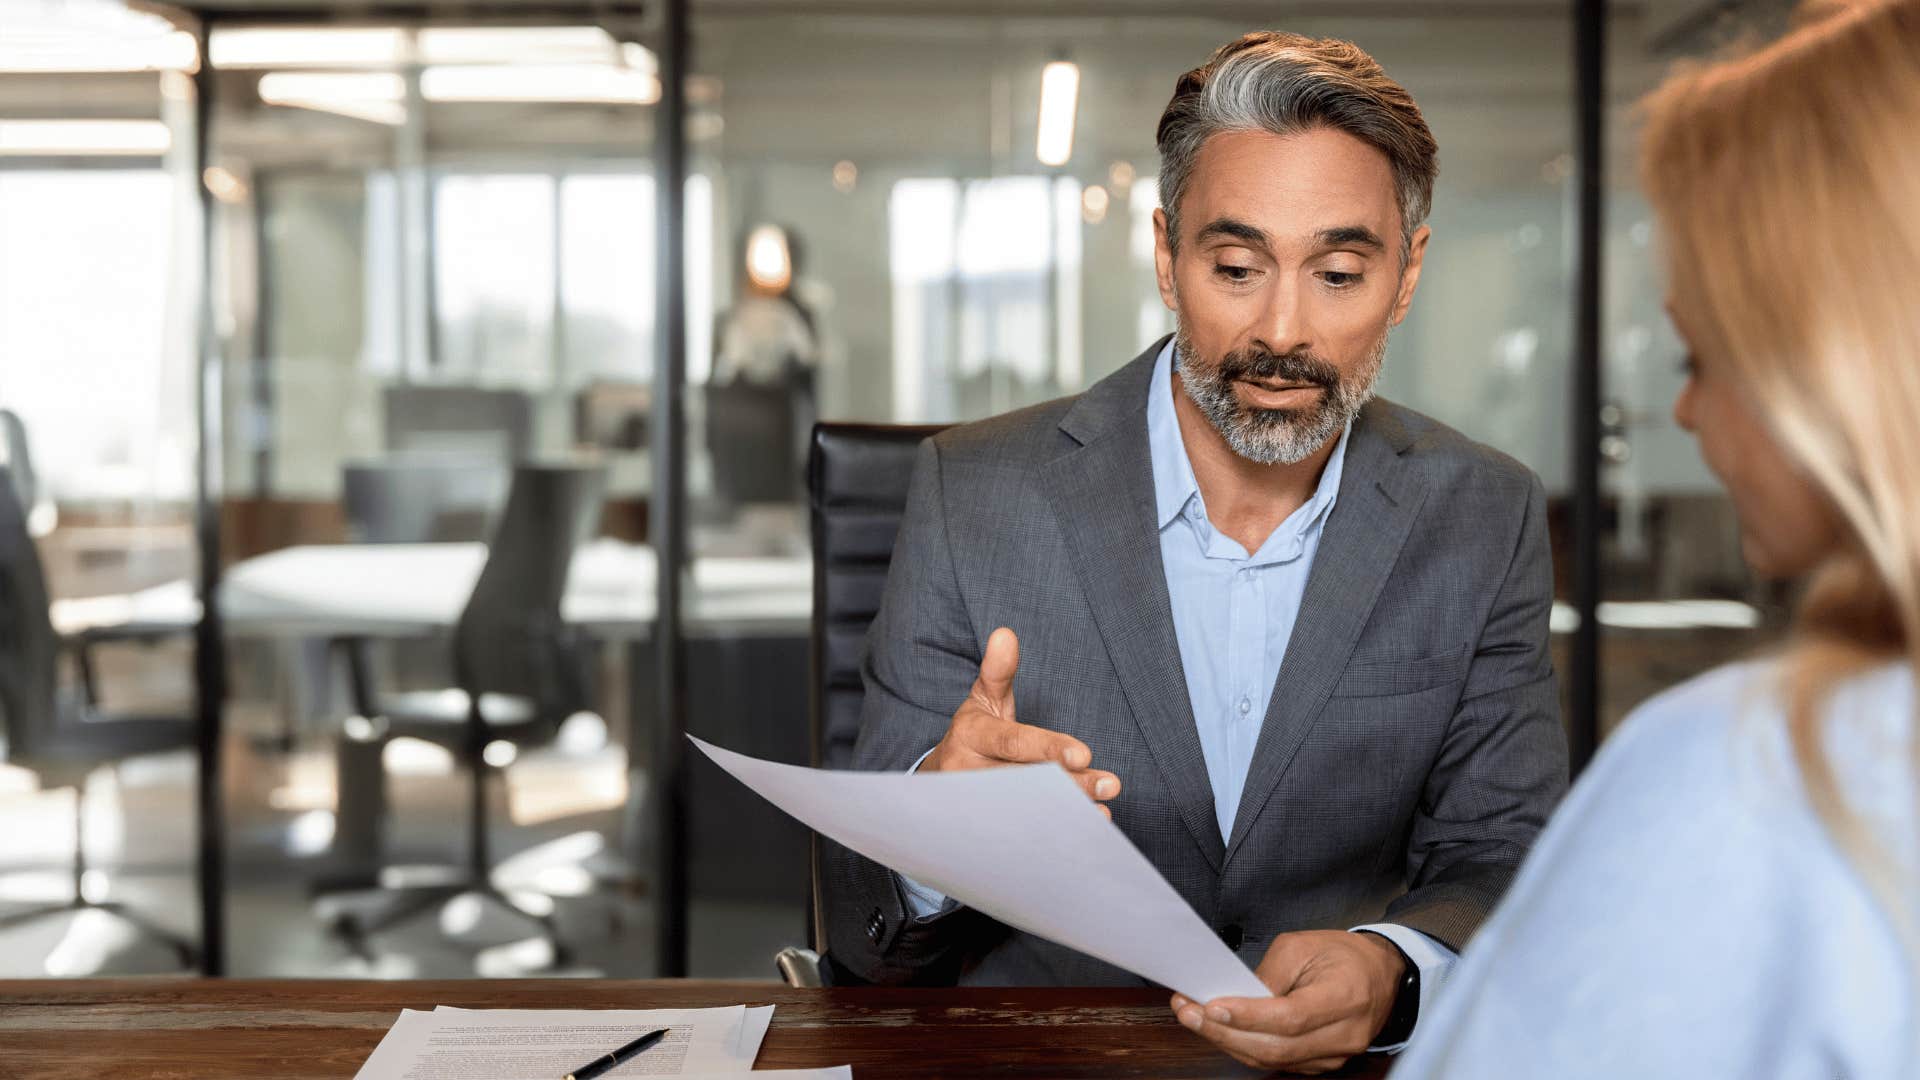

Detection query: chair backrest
(342, 458), (510, 544)
(0, 411), (38, 515)
(807, 423), (948, 772)
(803, 423), (945, 962)
(453, 463), (607, 724)
(707, 381), (800, 505)
(384, 385), (533, 463)
(0, 469), (59, 764)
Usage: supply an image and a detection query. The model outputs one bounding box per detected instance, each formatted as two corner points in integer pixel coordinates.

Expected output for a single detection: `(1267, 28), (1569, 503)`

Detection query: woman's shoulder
(1608, 653), (1914, 824)
(1495, 653), (1916, 956)
(1554, 653), (1917, 976)
(1392, 655), (1918, 1077)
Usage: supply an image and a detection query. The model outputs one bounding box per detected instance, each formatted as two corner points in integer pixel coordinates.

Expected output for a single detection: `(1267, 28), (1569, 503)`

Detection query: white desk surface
(55, 546), (1761, 643)
(50, 541), (811, 641)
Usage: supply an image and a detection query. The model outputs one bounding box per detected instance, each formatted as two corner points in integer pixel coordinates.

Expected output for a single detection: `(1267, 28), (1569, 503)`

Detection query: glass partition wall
(0, 4), (203, 975)
(200, 18), (676, 977)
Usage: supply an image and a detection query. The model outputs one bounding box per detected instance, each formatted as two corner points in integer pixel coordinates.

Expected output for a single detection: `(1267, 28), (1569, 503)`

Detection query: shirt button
(1238, 697), (1252, 715)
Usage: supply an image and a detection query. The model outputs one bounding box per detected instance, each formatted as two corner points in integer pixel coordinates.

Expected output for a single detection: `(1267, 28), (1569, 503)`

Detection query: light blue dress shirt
(902, 341), (1454, 1046)
(1145, 340), (1348, 843)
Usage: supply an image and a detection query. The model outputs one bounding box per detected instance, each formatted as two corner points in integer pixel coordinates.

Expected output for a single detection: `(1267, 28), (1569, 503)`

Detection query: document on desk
(691, 737), (1271, 1004)
(353, 1004), (775, 1079)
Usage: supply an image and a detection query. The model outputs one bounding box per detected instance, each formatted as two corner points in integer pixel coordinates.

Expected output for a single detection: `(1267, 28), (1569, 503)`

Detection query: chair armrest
(774, 946), (824, 988)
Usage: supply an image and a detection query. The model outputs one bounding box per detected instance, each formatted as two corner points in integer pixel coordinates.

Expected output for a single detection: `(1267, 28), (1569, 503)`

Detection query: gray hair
(1155, 32), (1439, 260)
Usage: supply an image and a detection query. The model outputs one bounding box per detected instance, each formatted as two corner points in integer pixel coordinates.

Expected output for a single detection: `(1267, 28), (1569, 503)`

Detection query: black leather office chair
(316, 463), (607, 964)
(0, 409), (56, 538)
(773, 422), (946, 988)
(706, 381), (803, 506)
(0, 470), (198, 969)
(0, 411), (37, 523)
(342, 458), (509, 545)
(383, 385), (533, 464)
(325, 458), (514, 748)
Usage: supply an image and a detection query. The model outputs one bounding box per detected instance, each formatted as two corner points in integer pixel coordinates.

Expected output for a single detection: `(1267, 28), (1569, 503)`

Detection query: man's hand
(919, 627), (1122, 816)
(1170, 930), (1405, 1074)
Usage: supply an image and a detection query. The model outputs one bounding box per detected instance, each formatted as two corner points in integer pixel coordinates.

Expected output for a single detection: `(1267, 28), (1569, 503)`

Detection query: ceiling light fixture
(1036, 59), (1080, 168)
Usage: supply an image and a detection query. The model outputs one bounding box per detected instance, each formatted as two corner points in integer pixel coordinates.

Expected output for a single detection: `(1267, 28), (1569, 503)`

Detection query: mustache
(1214, 346), (1342, 392)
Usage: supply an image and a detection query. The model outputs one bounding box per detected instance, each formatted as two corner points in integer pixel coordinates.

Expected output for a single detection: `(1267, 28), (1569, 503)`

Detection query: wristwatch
(1360, 931), (1420, 1048)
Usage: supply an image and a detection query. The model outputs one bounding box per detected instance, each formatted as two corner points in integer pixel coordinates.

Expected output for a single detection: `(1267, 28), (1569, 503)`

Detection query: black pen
(561, 1027), (669, 1080)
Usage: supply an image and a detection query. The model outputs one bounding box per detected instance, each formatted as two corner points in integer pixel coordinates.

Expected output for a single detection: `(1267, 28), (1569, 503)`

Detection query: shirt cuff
(896, 746), (954, 920)
(1349, 923), (1457, 1054)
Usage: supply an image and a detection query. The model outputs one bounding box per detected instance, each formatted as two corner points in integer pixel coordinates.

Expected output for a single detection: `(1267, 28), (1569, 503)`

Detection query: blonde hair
(1640, 0), (1920, 930)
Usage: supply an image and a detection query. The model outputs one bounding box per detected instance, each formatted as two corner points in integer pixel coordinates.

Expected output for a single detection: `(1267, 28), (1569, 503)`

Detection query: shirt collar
(1145, 337), (1352, 536)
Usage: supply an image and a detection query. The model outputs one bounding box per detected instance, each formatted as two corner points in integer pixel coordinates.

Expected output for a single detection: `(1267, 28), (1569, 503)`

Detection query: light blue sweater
(1392, 657), (1918, 1078)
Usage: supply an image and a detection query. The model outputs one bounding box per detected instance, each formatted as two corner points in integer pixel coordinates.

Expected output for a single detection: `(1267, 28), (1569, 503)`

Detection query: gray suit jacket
(824, 337), (1568, 987)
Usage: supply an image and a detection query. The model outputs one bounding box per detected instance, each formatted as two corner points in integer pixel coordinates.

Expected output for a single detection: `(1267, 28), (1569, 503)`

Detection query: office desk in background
(218, 541), (810, 636)
(47, 541), (813, 639)
(0, 980), (1357, 1079)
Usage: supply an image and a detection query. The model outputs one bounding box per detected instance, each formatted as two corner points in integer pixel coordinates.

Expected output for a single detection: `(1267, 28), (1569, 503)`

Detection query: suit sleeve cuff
(1349, 923), (1457, 1053)
(897, 746), (956, 920)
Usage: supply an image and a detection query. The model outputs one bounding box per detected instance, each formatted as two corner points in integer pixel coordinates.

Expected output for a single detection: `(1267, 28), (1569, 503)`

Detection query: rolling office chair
(383, 385), (533, 465)
(341, 459), (510, 545)
(774, 422), (947, 989)
(706, 380), (803, 506)
(1, 410), (54, 537)
(0, 471), (198, 969)
(316, 463), (607, 964)
(326, 458), (514, 744)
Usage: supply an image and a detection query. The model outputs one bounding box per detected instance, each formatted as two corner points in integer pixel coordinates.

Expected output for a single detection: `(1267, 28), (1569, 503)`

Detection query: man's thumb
(975, 627), (1020, 699)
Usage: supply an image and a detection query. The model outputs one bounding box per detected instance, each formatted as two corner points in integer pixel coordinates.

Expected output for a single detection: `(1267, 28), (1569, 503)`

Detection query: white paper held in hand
(689, 736), (1270, 1003)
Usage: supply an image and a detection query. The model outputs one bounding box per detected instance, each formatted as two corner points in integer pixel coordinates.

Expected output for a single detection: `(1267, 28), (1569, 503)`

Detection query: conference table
(220, 540), (812, 636)
(0, 980), (1390, 1078)
(50, 540), (813, 639)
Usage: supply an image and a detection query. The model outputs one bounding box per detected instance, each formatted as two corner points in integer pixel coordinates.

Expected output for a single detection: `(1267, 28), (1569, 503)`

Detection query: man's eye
(1213, 264), (1256, 283)
(1321, 271), (1362, 288)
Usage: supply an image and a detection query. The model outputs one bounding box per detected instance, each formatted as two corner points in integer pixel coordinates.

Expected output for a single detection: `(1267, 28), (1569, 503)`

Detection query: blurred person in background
(713, 223), (820, 391)
(1348, 1), (1920, 1075)
(707, 224), (820, 507)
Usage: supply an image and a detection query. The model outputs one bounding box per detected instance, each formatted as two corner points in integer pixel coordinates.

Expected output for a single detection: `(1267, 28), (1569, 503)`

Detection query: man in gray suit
(824, 31), (1566, 1074)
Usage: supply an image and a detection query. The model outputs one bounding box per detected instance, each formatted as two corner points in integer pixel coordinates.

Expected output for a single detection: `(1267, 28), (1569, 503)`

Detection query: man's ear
(1153, 208), (1178, 312)
(1389, 224), (1431, 326)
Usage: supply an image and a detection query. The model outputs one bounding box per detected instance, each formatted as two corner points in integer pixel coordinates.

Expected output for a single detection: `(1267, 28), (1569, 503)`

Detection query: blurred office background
(0, 0), (1800, 980)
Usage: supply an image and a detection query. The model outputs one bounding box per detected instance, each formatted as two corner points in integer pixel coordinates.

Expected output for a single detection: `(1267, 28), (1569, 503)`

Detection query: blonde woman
(1368, 2), (1920, 1075)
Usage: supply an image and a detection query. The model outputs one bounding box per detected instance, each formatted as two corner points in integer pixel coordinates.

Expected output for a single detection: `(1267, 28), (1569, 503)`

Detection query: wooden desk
(0, 980), (1391, 1079)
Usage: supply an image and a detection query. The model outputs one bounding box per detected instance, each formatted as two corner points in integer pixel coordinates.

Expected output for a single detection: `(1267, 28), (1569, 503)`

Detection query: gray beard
(1172, 324), (1388, 466)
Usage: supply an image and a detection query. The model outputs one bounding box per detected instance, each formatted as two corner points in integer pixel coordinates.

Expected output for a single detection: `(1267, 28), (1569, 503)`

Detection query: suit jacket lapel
(1225, 400), (1430, 861)
(1039, 340), (1225, 871)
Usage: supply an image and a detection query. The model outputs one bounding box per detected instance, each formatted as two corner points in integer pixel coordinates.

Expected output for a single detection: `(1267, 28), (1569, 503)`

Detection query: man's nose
(1252, 278), (1315, 358)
